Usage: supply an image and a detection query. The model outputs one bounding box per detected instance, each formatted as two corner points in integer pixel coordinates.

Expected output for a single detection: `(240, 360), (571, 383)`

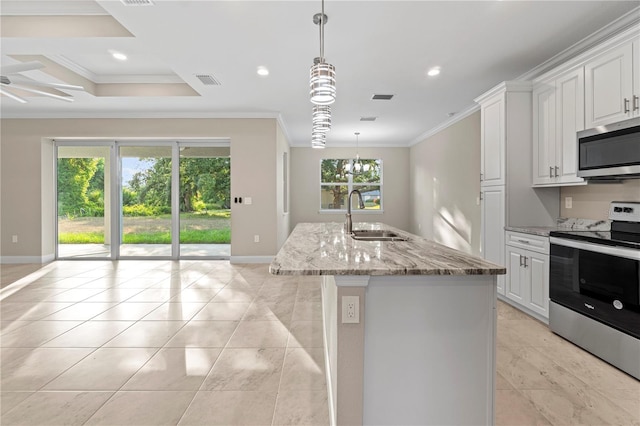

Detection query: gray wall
(290, 146), (410, 232)
(409, 112), (482, 255)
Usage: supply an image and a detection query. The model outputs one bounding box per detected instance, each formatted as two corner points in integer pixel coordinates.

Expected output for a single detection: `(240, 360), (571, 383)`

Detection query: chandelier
(344, 132), (370, 175)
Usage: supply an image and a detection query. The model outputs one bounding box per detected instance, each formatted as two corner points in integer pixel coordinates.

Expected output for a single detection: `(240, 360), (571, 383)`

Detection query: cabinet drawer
(505, 231), (549, 254)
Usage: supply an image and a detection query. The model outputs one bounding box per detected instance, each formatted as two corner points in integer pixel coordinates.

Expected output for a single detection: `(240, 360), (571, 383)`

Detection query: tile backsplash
(560, 179), (640, 220)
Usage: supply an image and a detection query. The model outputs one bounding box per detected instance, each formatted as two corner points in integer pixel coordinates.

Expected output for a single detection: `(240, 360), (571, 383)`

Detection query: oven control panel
(609, 202), (640, 223)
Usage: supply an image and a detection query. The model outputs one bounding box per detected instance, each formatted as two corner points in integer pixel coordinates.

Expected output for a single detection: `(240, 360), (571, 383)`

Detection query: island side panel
(321, 276), (338, 425)
(362, 275), (497, 426)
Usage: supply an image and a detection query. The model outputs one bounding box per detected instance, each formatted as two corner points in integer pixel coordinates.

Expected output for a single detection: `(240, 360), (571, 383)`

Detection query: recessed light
(427, 67), (441, 77)
(257, 66), (269, 77)
(109, 50), (127, 61)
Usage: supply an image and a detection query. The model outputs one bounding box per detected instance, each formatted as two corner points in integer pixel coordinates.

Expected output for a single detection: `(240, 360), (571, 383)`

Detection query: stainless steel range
(549, 202), (640, 379)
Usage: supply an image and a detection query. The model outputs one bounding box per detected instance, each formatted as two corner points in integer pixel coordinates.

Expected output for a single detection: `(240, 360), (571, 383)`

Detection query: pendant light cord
(320, 0), (325, 61)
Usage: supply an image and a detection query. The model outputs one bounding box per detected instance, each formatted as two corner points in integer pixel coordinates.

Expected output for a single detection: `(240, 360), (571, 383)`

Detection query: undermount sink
(350, 229), (408, 242)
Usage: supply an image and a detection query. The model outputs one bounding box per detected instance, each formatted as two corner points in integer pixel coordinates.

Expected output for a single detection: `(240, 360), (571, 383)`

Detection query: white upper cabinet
(480, 94), (505, 187)
(585, 41), (636, 128)
(556, 68), (585, 184)
(532, 82), (556, 185)
(532, 68), (585, 187)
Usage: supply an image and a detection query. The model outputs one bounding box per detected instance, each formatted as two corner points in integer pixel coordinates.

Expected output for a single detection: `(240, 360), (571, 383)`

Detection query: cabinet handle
(517, 239), (529, 244)
(523, 257), (528, 268)
(480, 192), (483, 201)
(555, 166), (559, 177)
(549, 166), (554, 178)
(634, 95), (639, 112)
(480, 173), (484, 182)
(624, 98), (630, 114)
(519, 255), (524, 267)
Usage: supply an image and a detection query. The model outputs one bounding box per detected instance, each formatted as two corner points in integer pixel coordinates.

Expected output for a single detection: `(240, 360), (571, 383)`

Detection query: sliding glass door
(56, 140), (230, 260)
(56, 140), (231, 259)
(57, 145), (113, 259)
(119, 145), (173, 258)
(178, 145), (230, 258)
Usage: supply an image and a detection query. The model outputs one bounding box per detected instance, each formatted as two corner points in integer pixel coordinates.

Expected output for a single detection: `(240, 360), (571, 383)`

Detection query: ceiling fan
(0, 61), (85, 103)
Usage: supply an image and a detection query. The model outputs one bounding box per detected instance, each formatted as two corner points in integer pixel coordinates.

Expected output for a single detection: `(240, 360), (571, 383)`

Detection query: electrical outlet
(565, 197), (573, 209)
(12, 235), (18, 243)
(342, 295), (359, 324)
(254, 235), (260, 243)
(245, 197), (252, 205)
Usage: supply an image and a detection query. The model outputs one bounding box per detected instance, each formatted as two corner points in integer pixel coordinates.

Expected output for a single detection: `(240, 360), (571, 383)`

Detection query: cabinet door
(481, 186), (505, 294)
(556, 68), (585, 185)
(506, 247), (526, 304)
(532, 82), (556, 185)
(634, 41), (640, 117)
(480, 95), (505, 186)
(585, 42), (634, 127)
(527, 252), (549, 318)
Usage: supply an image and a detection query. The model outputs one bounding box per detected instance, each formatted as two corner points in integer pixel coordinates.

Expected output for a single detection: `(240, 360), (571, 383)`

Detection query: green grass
(59, 229), (231, 244)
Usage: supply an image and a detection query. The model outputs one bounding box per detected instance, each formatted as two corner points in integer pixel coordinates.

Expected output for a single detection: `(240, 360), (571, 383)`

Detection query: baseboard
(229, 256), (274, 264)
(0, 254), (54, 264)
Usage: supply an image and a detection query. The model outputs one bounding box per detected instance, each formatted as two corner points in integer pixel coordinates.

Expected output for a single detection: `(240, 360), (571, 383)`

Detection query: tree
(57, 158), (99, 215)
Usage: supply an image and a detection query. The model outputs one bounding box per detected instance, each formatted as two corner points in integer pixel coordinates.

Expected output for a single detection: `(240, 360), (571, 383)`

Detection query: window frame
(319, 158), (383, 213)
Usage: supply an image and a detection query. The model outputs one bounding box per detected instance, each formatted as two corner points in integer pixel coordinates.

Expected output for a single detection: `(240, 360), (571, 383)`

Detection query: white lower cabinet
(481, 186), (506, 295)
(505, 231), (549, 320)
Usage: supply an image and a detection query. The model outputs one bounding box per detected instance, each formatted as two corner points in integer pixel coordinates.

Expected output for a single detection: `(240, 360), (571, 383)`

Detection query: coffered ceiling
(1, 1), (638, 147)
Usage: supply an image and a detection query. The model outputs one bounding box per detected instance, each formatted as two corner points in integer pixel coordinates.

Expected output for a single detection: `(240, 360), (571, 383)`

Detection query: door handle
(624, 98), (630, 114)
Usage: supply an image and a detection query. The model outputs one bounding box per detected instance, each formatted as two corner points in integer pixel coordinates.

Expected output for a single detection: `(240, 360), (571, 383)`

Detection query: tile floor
(1, 261), (638, 426)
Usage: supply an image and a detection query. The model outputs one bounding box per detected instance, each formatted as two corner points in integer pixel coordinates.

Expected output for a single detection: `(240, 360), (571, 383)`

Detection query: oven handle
(550, 237), (640, 261)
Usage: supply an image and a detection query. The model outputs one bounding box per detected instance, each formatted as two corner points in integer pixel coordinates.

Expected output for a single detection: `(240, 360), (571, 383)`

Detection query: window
(320, 158), (382, 211)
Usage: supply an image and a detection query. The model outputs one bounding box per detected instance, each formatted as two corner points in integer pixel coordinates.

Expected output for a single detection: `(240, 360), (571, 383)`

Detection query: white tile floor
(1, 261), (638, 426)
(1, 261), (328, 425)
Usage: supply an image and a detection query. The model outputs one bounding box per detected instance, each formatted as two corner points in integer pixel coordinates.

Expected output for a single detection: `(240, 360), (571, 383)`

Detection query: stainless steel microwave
(577, 117), (640, 179)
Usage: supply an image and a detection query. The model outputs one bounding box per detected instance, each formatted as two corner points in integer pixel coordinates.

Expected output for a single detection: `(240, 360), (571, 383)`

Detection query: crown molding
(0, 111), (282, 119)
(408, 103), (480, 147)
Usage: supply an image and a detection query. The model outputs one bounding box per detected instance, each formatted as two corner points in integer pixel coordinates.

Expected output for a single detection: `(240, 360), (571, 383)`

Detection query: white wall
(0, 118), (283, 261)
(409, 112), (482, 255)
(560, 180), (640, 220)
(290, 146), (410, 232)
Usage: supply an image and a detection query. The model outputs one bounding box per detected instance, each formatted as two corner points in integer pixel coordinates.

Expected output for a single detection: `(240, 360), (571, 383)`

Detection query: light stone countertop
(505, 218), (611, 237)
(269, 222), (506, 276)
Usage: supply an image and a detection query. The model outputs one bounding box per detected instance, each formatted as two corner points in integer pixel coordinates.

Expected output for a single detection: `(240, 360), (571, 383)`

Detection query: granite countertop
(505, 218), (611, 237)
(269, 222), (506, 276)
(504, 226), (560, 237)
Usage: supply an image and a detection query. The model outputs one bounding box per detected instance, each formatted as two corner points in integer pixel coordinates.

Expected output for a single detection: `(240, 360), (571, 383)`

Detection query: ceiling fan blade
(0, 61), (45, 75)
(0, 87), (28, 103)
(8, 75), (85, 91)
(1, 83), (74, 102)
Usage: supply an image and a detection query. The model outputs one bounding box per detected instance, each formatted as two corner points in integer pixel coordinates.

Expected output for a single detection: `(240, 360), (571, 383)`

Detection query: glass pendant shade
(310, 59), (336, 105)
(311, 132), (326, 149)
(312, 105), (331, 133)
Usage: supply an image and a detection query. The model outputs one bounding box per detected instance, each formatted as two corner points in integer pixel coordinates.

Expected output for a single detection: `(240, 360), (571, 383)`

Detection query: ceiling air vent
(360, 116), (377, 122)
(195, 74), (221, 86)
(371, 94), (394, 100)
(121, 0), (154, 5)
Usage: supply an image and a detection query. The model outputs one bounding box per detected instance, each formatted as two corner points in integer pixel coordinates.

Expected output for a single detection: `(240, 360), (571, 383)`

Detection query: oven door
(549, 237), (640, 339)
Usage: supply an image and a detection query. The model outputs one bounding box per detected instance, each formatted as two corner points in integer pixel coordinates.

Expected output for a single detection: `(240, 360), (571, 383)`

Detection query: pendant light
(312, 131), (326, 149)
(312, 105), (331, 133)
(310, 0), (336, 106)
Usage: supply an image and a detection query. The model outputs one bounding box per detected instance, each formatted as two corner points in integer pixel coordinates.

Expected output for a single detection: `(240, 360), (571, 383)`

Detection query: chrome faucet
(345, 189), (365, 235)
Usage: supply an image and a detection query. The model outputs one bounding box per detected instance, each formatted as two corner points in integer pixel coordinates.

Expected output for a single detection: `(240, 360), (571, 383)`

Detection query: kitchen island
(270, 222), (506, 426)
